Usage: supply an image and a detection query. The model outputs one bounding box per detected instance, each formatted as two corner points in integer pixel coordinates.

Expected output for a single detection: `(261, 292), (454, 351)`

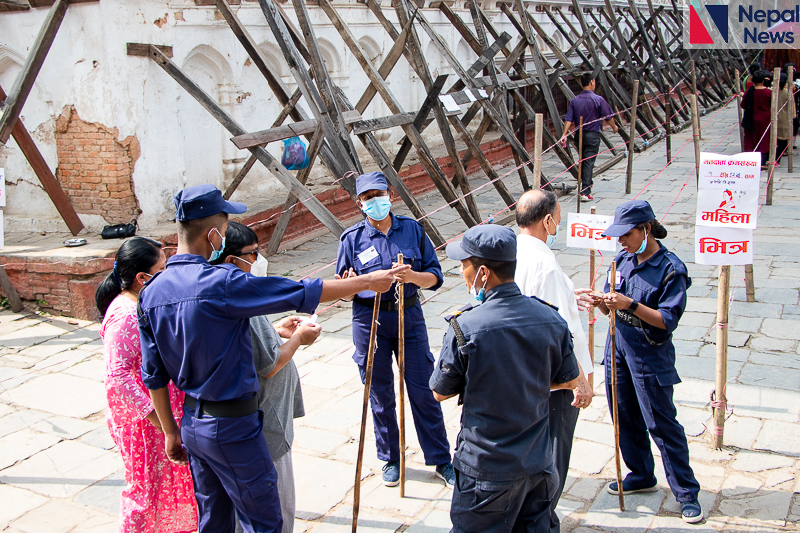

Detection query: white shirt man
(514, 189), (594, 533)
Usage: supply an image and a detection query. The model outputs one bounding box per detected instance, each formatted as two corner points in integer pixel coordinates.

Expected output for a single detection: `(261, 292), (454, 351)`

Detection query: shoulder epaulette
(339, 220), (366, 240)
(445, 303), (474, 323)
(531, 295), (559, 312)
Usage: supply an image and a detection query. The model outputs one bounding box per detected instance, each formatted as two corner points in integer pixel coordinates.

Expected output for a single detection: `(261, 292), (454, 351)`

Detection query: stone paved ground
(2, 102), (800, 532)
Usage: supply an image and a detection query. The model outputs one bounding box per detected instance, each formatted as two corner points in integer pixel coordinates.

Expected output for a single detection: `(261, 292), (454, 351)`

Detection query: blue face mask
(361, 196), (392, 221)
(545, 216), (559, 248)
(635, 229), (648, 255)
(208, 228), (226, 262)
(468, 268), (488, 303)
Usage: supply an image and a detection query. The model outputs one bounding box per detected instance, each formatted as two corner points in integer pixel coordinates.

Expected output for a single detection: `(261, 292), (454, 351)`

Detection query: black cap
(446, 225), (517, 262)
(174, 184), (247, 222)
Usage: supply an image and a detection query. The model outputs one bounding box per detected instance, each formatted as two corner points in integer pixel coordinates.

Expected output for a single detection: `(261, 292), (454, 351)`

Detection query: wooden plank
(0, 0), (31, 13)
(351, 112), (415, 135)
(232, 110), (362, 149)
(0, 0), (67, 143)
(146, 45), (345, 236)
(0, 266), (24, 312)
(392, 74), (448, 171)
(1, 84), (83, 235)
(126, 43), (173, 58)
(27, 0), (94, 5)
(223, 153), (257, 200)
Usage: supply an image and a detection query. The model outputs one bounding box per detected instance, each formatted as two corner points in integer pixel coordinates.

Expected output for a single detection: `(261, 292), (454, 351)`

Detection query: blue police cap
(446, 225), (517, 262)
(356, 172), (388, 196)
(174, 184), (247, 221)
(601, 200), (656, 237)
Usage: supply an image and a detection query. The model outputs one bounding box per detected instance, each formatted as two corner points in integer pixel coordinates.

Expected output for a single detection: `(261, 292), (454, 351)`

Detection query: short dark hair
(580, 73), (594, 88)
(468, 257), (516, 282)
(177, 212), (228, 242)
(209, 221), (258, 265)
(516, 190), (557, 228)
(751, 70), (767, 84)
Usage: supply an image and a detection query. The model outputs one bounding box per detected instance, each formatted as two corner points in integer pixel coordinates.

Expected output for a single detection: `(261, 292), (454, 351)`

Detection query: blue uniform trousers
(605, 351), (700, 503)
(352, 302), (451, 466)
(547, 390), (580, 533)
(181, 406), (283, 533)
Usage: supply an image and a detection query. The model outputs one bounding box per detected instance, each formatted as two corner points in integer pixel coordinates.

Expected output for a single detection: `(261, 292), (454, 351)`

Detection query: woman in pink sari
(97, 237), (198, 532)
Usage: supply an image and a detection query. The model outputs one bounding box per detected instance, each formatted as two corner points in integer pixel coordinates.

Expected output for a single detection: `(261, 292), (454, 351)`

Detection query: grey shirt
(250, 315), (305, 461)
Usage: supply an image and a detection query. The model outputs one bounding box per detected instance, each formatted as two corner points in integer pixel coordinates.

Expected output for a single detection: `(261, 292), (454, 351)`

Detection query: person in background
(96, 237), (198, 533)
(336, 171), (455, 488)
(777, 72), (796, 165)
(514, 190), (595, 533)
(211, 221), (321, 533)
(583, 200), (703, 524)
(741, 70), (772, 169)
(431, 225), (580, 532)
(560, 73), (619, 202)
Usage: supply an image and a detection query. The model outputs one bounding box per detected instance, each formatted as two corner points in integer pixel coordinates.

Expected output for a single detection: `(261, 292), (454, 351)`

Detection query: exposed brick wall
(54, 106), (141, 224)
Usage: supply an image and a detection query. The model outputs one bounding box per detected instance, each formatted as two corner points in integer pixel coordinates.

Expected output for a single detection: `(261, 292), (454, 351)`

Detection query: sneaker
(580, 194), (594, 202)
(606, 479), (658, 495)
(382, 461), (400, 487)
(681, 500), (704, 523)
(435, 462), (456, 488)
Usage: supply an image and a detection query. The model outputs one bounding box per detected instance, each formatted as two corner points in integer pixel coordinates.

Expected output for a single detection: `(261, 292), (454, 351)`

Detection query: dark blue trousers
(352, 302), (451, 466)
(547, 390), (580, 533)
(181, 407), (283, 533)
(605, 352), (700, 503)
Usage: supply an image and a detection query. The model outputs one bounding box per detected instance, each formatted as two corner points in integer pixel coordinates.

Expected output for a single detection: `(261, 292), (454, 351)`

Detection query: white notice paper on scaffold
(439, 94), (461, 113)
(566, 212), (617, 252)
(695, 225), (753, 265)
(0, 168), (5, 208)
(695, 152), (760, 229)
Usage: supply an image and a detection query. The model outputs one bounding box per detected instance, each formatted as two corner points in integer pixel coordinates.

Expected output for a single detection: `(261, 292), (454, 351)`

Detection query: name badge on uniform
(357, 246), (379, 265)
(608, 270), (621, 288)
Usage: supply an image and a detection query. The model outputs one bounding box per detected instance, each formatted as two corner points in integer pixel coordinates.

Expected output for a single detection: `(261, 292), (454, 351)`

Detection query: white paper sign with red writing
(566, 212), (616, 252)
(696, 152), (760, 229)
(695, 226), (753, 266)
(0, 168), (5, 208)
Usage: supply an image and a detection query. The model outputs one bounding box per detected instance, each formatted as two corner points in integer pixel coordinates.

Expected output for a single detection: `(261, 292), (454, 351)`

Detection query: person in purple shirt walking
(560, 74), (619, 202)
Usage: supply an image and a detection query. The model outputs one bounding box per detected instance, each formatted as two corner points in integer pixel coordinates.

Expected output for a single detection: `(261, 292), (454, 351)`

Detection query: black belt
(354, 293), (418, 313)
(616, 309), (642, 328)
(184, 395), (258, 418)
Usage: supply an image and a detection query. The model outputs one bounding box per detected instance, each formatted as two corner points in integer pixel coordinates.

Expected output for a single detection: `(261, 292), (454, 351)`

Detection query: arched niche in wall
(178, 45), (233, 191)
(456, 40), (476, 72)
(0, 44), (52, 129)
(353, 35), (389, 119)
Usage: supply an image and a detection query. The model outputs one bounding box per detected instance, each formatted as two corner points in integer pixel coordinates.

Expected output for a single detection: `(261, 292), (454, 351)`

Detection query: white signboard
(695, 226), (753, 265)
(566, 212), (617, 252)
(0, 168), (5, 208)
(696, 152), (760, 229)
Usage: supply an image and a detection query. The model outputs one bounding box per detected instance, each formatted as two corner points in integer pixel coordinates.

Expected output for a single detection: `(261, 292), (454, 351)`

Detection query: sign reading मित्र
(695, 152), (759, 265)
(566, 212), (617, 252)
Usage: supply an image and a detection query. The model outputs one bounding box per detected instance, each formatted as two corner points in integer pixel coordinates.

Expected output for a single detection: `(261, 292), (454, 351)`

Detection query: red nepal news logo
(690, 4), (729, 44)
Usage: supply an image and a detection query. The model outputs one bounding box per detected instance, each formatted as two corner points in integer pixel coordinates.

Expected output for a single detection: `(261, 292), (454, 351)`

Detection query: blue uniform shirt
(139, 254), (323, 402)
(604, 243), (691, 386)
(336, 214), (443, 300)
(565, 90), (614, 132)
(430, 282), (579, 482)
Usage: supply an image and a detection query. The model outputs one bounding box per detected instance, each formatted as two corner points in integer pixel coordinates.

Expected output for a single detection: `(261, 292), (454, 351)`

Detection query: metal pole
(665, 87), (672, 165)
(767, 66), (780, 205)
(609, 261), (624, 512)
(626, 80), (640, 194)
(577, 116), (584, 211)
(353, 292), (382, 532)
(713, 265), (730, 449)
(397, 253), (406, 497)
(534, 113), (543, 189)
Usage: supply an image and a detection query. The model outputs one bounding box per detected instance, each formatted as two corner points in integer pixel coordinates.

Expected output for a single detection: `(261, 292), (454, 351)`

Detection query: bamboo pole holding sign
(626, 80), (639, 195)
(767, 67), (780, 206)
(353, 292), (381, 532)
(691, 93), (701, 186)
(609, 261), (625, 511)
(577, 116), (584, 212)
(735, 70), (744, 151)
(712, 265), (731, 449)
(588, 206), (597, 361)
(397, 253), (406, 497)
(691, 60), (702, 140)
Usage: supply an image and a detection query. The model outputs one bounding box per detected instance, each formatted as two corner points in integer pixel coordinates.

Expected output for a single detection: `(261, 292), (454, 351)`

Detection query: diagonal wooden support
(392, 75), (447, 171)
(144, 45), (345, 237)
(0, 84), (83, 235)
(0, 0), (69, 143)
(0, 265), (24, 312)
(223, 154), (257, 201)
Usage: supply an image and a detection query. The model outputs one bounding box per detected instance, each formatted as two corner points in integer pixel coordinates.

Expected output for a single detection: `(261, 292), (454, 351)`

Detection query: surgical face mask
(208, 228), (226, 262)
(545, 216), (560, 248)
(468, 267), (488, 303)
(360, 196), (392, 221)
(237, 253), (269, 277)
(635, 229), (648, 255)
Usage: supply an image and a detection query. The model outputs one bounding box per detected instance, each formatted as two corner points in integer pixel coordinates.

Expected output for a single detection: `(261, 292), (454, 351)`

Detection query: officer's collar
(482, 281), (521, 303)
(363, 212), (399, 237)
(166, 253), (210, 266)
(631, 242), (667, 270)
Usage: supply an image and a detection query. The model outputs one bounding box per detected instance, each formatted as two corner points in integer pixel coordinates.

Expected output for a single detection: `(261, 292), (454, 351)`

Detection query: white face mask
(236, 253), (269, 277)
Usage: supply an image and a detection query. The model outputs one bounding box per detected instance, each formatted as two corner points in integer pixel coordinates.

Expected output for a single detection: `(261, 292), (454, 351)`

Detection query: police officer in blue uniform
(139, 184), (408, 533)
(335, 172), (455, 487)
(588, 200), (703, 524)
(430, 225), (580, 533)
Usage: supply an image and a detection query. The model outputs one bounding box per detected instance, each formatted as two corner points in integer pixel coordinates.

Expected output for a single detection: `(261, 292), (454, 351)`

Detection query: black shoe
(606, 479), (658, 495)
(382, 461), (400, 487)
(681, 500), (704, 523)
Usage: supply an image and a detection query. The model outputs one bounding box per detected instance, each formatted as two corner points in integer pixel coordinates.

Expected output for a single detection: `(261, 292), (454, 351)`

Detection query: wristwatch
(628, 300), (639, 313)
